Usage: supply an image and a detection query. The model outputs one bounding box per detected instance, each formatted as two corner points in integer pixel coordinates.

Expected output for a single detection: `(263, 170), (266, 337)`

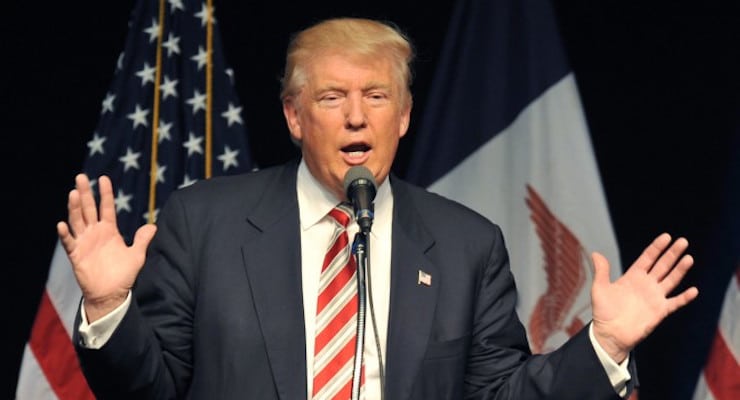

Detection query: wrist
(592, 324), (629, 364)
(83, 292), (128, 323)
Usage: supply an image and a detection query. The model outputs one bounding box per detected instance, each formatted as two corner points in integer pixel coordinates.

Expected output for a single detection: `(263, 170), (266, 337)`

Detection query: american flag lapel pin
(418, 269), (432, 287)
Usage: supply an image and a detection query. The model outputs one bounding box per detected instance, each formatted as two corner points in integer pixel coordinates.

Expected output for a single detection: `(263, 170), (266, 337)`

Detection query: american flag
(16, 0), (253, 398)
(692, 267), (740, 400)
(692, 132), (740, 400)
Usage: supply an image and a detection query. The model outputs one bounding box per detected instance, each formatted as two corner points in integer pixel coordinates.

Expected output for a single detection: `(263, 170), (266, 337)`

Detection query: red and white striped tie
(312, 205), (364, 400)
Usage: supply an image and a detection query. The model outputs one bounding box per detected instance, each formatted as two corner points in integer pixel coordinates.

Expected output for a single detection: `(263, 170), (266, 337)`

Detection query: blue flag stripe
(406, 0), (571, 187)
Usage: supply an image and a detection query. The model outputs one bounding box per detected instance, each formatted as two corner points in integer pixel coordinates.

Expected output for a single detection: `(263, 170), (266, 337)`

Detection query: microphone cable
(364, 235), (386, 400)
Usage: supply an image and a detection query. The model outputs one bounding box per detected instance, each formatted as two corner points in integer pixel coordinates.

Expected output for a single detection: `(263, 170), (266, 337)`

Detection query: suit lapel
(241, 161), (307, 400)
(240, 169), (441, 400)
(384, 179), (439, 400)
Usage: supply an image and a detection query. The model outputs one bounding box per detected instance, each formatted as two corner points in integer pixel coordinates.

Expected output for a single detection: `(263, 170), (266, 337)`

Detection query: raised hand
(589, 233), (698, 363)
(57, 174), (157, 323)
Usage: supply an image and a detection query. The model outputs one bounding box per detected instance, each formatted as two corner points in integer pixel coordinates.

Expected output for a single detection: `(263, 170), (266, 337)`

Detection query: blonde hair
(280, 17), (415, 108)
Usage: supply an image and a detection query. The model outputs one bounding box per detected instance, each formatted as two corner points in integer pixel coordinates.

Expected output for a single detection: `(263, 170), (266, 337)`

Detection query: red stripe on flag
(29, 290), (95, 400)
(703, 327), (740, 400)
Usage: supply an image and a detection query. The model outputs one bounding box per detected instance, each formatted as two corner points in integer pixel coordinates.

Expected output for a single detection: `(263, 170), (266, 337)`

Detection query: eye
(366, 91), (390, 105)
(318, 93), (343, 107)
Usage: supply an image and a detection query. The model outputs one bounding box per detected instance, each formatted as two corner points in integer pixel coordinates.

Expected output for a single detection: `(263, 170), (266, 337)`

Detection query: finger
(98, 176), (118, 225)
(57, 221), (76, 254)
(591, 251), (612, 287)
(77, 174), (99, 225)
(665, 286), (699, 314)
(132, 224), (157, 258)
(659, 254), (695, 293)
(649, 237), (689, 280)
(67, 188), (85, 237)
(631, 233), (672, 272)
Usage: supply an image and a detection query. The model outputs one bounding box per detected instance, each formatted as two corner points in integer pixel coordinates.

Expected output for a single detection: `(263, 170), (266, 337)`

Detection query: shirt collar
(297, 159), (391, 231)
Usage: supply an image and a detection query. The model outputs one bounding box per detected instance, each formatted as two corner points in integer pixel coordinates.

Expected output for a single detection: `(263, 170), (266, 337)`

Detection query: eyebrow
(314, 80), (392, 93)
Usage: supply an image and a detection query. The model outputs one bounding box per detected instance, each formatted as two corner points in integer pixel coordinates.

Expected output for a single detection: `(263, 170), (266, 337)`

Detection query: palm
(590, 233), (698, 361)
(58, 174), (156, 312)
(67, 214), (145, 301)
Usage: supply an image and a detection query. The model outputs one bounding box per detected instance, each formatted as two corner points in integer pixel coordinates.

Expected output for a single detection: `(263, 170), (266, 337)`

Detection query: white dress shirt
(296, 160), (393, 399)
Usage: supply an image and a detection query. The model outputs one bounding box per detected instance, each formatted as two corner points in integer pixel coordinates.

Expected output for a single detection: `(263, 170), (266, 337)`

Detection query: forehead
(304, 52), (394, 87)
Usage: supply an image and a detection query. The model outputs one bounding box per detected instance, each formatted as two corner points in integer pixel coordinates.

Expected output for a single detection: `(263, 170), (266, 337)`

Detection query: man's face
(282, 52), (411, 200)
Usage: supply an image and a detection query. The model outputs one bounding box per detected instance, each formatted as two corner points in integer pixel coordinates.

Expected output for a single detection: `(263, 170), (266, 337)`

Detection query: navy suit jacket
(75, 159), (636, 399)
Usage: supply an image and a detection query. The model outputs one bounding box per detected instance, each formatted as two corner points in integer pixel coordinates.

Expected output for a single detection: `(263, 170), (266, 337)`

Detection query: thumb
(591, 251), (612, 287)
(132, 224), (157, 254)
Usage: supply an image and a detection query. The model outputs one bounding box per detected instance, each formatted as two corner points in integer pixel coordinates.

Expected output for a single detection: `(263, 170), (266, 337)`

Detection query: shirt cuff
(589, 323), (632, 398)
(78, 291), (132, 349)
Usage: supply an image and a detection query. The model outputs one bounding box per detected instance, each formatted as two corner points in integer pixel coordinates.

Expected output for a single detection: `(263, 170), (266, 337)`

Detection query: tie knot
(328, 204), (353, 228)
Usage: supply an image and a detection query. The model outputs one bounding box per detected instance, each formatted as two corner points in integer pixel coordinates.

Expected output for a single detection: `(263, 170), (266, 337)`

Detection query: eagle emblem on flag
(525, 184), (592, 354)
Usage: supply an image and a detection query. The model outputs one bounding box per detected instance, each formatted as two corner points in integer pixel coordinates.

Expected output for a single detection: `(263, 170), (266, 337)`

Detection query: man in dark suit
(59, 18), (698, 399)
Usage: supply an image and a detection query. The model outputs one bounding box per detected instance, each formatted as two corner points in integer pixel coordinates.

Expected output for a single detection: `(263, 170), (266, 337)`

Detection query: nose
(344, 95), (367, 130)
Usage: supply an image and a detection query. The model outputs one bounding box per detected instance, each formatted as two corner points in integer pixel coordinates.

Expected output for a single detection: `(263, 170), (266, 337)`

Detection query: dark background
(4, 1), (739, 398)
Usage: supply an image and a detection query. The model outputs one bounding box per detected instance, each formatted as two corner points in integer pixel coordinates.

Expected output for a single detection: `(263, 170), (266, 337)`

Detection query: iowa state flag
(15, 0), (253, 398)
(406, 0), (622, 357)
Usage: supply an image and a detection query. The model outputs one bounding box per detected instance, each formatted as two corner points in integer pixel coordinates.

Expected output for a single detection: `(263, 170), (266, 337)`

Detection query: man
(59, 18), (697, 399)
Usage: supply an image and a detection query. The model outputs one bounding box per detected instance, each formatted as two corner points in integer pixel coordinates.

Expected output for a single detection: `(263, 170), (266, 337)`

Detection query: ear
(282, 97), (302, 143)
(398, 101), (412, 138)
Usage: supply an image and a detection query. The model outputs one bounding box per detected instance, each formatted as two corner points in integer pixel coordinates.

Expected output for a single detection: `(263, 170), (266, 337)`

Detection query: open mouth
(341, 143), (371, 158)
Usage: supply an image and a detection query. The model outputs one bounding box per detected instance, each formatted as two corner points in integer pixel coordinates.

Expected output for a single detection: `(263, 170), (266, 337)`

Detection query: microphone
(343, 166), (377, 233)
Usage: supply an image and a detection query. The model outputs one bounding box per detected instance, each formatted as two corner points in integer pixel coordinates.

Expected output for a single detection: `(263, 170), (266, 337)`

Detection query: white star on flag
(179, 174), (198, 188)
(114, 189), (133, 213)
(168, 0), (185, 13)
(127, 104), (150, 129)
(118, 147), (141, 171)
(191, 46), (208, 70)
(218, 145), (240, 170)
(143, 208), (160, 224)
(86, 133), (106, 156)
(183, 132), (204, 155)
(155, 163), (167, 183)
(136, 62), (156, 86)
(221, 102), (243, 126)
(158, 120), (173, 142)
(162, 32), (181, 56)
(143, 18), (160, 43)
(160, 76), (179, 99)
(195, 3), (215, 26)
(101, 93), (116, 114)
(186, 89), (206, 113)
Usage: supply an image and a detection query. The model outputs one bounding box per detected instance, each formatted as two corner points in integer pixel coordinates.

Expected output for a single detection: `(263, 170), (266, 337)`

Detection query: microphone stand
(351, 231), (368, 400)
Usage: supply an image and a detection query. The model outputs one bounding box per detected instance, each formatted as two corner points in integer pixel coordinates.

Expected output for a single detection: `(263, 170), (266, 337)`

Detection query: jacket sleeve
(74, 190), (194, 400)
(464, 225), (635, 399)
